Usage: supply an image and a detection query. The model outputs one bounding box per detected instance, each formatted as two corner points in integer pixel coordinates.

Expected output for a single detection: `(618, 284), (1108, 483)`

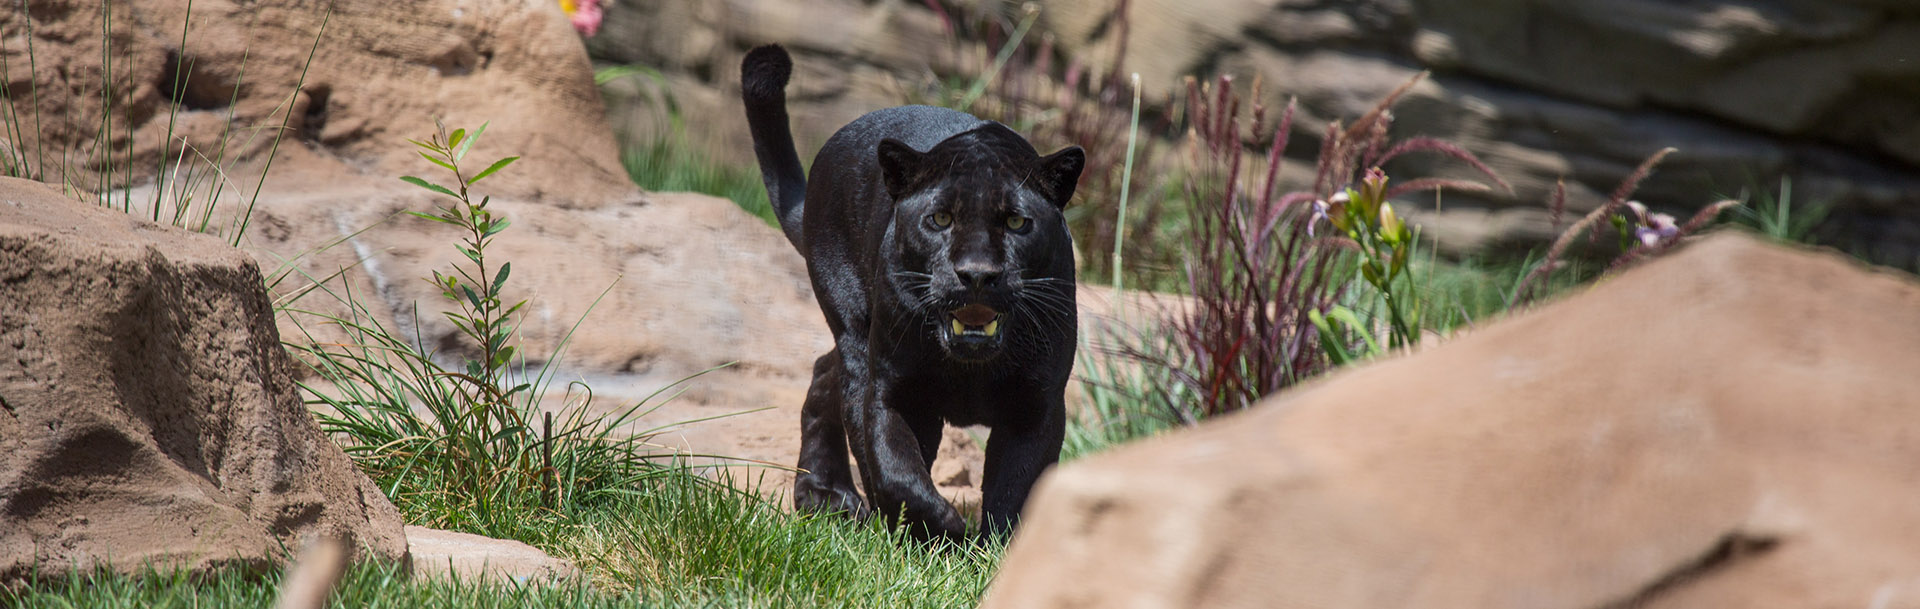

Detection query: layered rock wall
(588, 0), (1920, 264)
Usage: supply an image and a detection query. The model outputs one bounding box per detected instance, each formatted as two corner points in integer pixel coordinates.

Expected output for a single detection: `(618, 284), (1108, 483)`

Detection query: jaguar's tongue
(950, 305), (1001, 337)
(951, 304), (998, 327)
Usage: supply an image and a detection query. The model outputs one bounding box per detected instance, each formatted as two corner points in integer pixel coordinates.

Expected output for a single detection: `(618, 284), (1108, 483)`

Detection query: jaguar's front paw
(794, 475), (868, 519)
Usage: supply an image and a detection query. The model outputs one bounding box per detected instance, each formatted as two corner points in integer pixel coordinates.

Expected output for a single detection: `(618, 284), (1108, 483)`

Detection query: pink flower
(559, 0), (603, 37)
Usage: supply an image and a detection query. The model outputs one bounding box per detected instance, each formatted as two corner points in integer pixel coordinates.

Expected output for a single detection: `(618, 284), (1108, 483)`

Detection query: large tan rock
(0, 177), (407, 581)
(983, 232), (1920, 608)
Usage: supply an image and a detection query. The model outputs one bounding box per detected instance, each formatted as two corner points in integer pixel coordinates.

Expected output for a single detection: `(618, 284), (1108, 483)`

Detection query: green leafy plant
(1319, 168), (1420, 350)
(399, 121), (523, 383)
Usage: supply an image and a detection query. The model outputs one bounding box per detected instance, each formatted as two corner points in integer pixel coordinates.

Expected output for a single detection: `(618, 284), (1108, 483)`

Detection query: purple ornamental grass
(1143, 72), (1508, 419)
(1512, 148), (1741, 305)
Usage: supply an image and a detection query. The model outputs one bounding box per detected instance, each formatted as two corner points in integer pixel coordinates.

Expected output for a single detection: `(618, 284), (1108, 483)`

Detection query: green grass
(621, 135), (777, 225)
(2, 476), (1001, 608)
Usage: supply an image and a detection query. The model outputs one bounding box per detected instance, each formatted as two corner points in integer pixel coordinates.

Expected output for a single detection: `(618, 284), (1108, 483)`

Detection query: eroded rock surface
(0, 178), (407, 581)
(984, 232), (1920, 608)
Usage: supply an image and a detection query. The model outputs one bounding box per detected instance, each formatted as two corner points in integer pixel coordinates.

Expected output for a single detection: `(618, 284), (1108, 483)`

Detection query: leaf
(406, 138), (442, 153)
(1308, 309), (1357, 367)
(458, 246), (481, 265)
(492, 263), (511, 296)
(448, 128), (466, 152)
(407, 210), (461, 225)
(468, 156), (518, 185)
(456, 121), (489, 162)
(461, 284), (482, 311)
(400, 176), (458, 198)
(1327, 306), (1383, 357)
(483, 218), (512, 237)
(418, 151), (456, 172)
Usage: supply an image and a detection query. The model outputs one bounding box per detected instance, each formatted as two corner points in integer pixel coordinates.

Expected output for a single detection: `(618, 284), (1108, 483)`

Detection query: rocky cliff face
(587, 0), (1920, 265)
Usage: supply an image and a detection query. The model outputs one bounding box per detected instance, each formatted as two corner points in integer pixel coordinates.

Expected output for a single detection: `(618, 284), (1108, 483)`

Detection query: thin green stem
(1111, 72), (1141, 318)
(234, 6), (328, 246)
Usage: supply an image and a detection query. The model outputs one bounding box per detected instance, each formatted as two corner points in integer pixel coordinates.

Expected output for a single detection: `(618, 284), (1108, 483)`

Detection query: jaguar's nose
(955, 261), (1003, 289)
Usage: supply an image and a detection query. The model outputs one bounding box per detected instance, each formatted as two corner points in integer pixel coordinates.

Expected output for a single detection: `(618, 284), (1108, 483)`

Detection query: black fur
(741, 44), (1084, 540)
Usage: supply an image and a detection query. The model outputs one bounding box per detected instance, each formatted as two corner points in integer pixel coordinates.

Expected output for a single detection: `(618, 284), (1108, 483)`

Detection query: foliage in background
(1512, 149), (1741, 306)
(598, 63), (780, 225)
(915, 0), (1185, 288)
(1729, 176), (1831, 244)
(558, 0), (604, 37)
(0, 1), (325, 246)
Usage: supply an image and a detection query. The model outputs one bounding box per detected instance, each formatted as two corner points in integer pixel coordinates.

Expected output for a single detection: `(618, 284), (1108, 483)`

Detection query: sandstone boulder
(0, 177), (407, 581)
(983, 232), (1920, 608)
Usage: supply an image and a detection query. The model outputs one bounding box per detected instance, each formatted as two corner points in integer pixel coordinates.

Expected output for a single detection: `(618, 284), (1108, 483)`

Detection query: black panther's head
(878, 124), (1085, 362)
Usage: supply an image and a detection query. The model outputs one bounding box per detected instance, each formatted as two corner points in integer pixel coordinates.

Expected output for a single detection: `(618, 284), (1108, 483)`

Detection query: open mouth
(947, 304), (1001, 338)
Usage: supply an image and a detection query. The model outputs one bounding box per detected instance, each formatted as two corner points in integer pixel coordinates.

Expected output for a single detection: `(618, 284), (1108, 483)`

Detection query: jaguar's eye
(1006, 215), (1029, 231)
(930, 211), (953, 228)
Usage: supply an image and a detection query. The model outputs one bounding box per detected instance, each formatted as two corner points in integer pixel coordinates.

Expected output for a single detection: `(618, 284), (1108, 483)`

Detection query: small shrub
(285, 122), (703, 538)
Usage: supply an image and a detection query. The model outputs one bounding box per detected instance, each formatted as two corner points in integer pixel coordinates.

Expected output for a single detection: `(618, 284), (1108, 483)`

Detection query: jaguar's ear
(876, 139), (923, 200)
(1037, 146), (1085, 208)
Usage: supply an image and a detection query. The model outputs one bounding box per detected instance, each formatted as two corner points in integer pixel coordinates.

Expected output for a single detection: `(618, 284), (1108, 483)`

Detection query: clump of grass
(555, 475), (1000, 606)
(1728, 175), (1830, 244)
(600, 63), (777, 225)
(621, 134), (775, 224)
(1141, 75), (1347, 418)
(1159, 72), (1506, 416)
(283, 122), (703, 539)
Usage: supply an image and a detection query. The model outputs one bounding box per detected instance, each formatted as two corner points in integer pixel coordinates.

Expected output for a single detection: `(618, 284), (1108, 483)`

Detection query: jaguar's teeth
(984, 319), (999, 337)
(951, 318), (965, 335)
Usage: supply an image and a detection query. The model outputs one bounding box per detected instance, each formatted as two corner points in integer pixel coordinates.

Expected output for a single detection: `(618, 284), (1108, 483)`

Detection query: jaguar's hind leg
(793, 350), (867, 518)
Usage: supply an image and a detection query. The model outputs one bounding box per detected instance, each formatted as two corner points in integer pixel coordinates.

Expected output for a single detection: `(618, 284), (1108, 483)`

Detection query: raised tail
(741, 44), (808, 251)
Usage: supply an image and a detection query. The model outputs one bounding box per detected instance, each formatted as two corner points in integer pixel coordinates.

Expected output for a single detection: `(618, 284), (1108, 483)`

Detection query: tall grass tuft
(1140, 75), (1348, 418)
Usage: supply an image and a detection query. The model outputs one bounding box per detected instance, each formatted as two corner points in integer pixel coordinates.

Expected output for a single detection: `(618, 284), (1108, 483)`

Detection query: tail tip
(742, 44), (793, 99)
